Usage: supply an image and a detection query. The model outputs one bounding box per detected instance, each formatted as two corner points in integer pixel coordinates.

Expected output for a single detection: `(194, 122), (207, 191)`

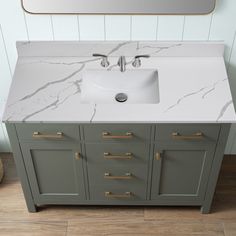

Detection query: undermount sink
(81, 69), (159, 104)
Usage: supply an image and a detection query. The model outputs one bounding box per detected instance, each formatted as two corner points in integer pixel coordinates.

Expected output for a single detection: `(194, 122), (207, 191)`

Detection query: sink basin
(81, 69), (159, 104)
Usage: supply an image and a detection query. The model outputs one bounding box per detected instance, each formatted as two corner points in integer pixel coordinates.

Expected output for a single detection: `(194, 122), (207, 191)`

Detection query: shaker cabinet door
(21, 143), (86, 204)
(151, 143), (216, 203)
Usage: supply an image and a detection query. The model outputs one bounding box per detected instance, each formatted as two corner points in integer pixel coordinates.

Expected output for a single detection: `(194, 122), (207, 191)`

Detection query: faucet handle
(92, 53), (107, 57)
(134, 55), (150, 59)
(92, 53), (110, 68)
(132, 55), (150, 68)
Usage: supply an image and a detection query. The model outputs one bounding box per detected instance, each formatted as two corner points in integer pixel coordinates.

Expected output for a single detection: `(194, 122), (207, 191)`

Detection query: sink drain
(115, 93), (128, 103)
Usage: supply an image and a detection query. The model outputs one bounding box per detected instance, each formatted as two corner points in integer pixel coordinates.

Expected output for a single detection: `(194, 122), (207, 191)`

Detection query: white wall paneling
(157, 16), (185, 40)
(79, 15), (105, 40)
(131, 16), (158, 40)
(183, 14), (213, 40)
(51, 15), (80, 40)
(209, 0), (236, 63)
(24, 14), (54, 40)
(105, 16), (131, 40)
(0, 25), (12, 101)
(0, 0), (28, 71)
(1, 0), (236, 153)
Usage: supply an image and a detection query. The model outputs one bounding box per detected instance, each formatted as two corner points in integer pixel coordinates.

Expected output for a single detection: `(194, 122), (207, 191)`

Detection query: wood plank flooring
(0, 153), (235, 236)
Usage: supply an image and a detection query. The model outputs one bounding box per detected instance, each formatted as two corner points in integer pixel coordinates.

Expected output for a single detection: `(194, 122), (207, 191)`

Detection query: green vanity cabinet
(151, 143), (216, 203)
(20, 142), (86, 205)
(5, 123), (230, 213)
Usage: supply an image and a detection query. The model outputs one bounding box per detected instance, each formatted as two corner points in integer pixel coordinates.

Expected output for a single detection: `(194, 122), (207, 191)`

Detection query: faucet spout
(117, 56), (126, 72)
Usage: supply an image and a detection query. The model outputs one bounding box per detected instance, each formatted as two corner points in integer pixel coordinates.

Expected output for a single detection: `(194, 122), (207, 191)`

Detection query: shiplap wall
(1, 0), (236, 153)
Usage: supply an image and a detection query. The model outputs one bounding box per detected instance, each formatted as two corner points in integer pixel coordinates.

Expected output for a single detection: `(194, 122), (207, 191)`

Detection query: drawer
(89, 184), (146, 201)
(85, 143), (150, 164)
(83, 124), (152, 142)
(155, 124), (220, 142)
(87, 166), (148, 184)
(15, 124), (80, 142)
(88, 166), (148, 201)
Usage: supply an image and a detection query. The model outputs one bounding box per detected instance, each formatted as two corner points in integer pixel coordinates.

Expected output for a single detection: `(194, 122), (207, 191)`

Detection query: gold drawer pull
(104, 172), (132, 180)
(32, 132), (63, 139)
(105, 191), (132, 198)
(172, 132), (204, 140)
(156, 152), (162, 161)
(104, 152), (133, 160)
(102, 132), (133, 139)
(75, 152), (81, 160)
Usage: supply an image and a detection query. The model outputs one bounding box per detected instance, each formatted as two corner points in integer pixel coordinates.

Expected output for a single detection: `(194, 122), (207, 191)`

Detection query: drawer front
(85, 143), (150, 164)
(16, 124), (80, 142)
(83, 124), (152, 142)
(155, 124), (220, 142)
(89, 184), (146, 201)
(88, 166), (148, 201)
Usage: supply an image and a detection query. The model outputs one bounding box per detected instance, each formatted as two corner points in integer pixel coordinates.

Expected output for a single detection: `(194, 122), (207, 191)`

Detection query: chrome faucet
(92, 53), (110, 68)
(132, 55), (150, 68)
(117, 56), (127, 72)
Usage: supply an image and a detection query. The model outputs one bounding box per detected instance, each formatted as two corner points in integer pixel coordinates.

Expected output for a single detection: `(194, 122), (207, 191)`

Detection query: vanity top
(2, 41), (236, 123)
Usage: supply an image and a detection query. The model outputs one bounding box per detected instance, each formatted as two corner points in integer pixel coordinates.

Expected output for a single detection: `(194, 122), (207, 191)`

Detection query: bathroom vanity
(3, 41), (236, 213)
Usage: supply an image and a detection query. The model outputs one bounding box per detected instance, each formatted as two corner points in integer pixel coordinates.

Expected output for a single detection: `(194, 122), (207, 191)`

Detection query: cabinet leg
(200, 204), (211, 214)
(26, 202), (38, 213)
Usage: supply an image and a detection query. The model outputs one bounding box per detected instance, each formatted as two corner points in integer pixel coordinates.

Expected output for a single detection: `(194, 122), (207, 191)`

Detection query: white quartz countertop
(2, 41), (236, 123)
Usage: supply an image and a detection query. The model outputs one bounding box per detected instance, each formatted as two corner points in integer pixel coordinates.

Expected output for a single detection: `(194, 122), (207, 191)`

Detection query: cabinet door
(151, 143), (216, 203)
(21, 143), (86, 204)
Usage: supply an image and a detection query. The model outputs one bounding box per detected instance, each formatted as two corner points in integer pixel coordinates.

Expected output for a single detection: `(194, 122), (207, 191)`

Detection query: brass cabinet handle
(32, 131), (63, 139)
(172, 132), (204, 140)
(105, 191), (132, 198)
(102, 132), (133, 139)
(104, 172), (132, 179)
(155, 152), (162, 161)
(104, 152), (133, 160)
(75, 152), (81, 160)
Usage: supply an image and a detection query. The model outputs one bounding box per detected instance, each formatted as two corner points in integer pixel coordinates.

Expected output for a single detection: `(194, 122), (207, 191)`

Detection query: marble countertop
(2, 41), (236, 123)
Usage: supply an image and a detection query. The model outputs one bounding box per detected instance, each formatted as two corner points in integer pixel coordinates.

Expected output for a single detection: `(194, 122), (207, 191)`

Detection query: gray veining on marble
(22, 98), (60, 122)
(202, 78), (228, 99)
(165, 87), (207, 113)
(136, 43), (183, 56)
(21, 65), (84, 102)
(165, 78), (228, 113)
(217, 100), (234, 121)
(90, 104), (97, 123)
(107, 41), (135, 56)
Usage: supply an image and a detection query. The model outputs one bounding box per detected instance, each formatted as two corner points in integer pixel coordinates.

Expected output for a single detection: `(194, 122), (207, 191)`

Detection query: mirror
(22, 0), (216, 15)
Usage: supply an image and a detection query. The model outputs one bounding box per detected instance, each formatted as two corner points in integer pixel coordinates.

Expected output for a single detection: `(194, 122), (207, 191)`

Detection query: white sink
(81, 69), (159, 104)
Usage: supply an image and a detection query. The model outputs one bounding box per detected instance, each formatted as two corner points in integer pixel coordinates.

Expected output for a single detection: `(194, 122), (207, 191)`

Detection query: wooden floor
(0, 153), (236, 236)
